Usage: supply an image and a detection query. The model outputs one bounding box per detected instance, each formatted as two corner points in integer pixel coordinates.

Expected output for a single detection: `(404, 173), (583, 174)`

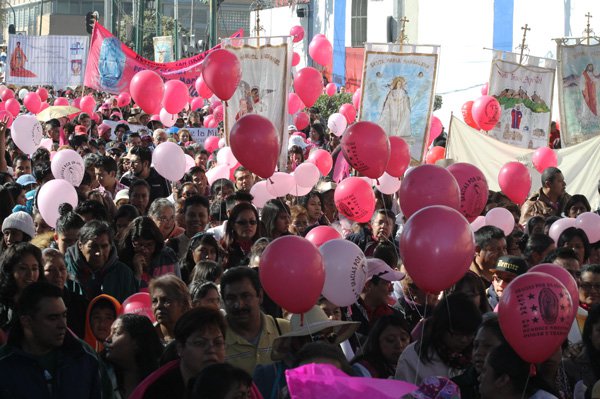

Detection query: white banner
(446, 116), (600, 208)
(7, 34), (89, 87)
(188, 128), (219, 145)
(153, 36), (174, 63)
(221, 36), (293, 171)
(359, 43), (440, 163)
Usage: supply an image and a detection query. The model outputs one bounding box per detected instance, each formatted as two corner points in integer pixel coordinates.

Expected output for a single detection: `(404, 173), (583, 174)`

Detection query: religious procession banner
(84, 23), (243, 94)
(446, 116), (600, 208)
(153, 36), (174, 63)
(486, 51), (556, 149)
(359, 43), (439, 163)
(556, 37), (600, 146)
(221, 36), (293, 171)
(6, 34), (88, 87)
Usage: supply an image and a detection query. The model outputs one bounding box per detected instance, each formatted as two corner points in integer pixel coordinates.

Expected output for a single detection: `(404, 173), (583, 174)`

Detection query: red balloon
(386, 137), (410, 178)
(341, 121), (390, 179)
(305, 226), (342, 248)
(190, 97), (204, 111)
(334, 177), (376, 223)
(259, 236), (325, 314)
(446, 163), (489, 223)
(163, 79), (190, 114)
(23, 92), (42, 114)
(471, 95), (501, 131)
(428, 115), (443, 146)
(292, 52), (300, 67)
(425, 146), (445, 164)
(339, 103), (356, 124)
(461, 101), (479, 130)
(0, 89), (14, 102)
(230, 114), (279, 179)
(117, 92), (131, 107)
(309, 36), (333, 66)
(294, 67), (323, 108)
(36, 87), (49, 102)
(400, 205), (475, 293)
(5, 99), (20, 117)
(498, 272), (573, 363)
(202, 49), (241, 101)
(80, 95), (96, 114)
(288, 93), (304, 115)
(195, 75), (214, 99)
(498, 161), (531, 205)
(130, 70), (165, 114)
(290, 25), (305, 43)
(532, 147), (558, 174)
(529, 264), (578, 320)
(399, 164), (461, 219)
(307, 149), (333, 176)
(122, 292), (155, 322)
(293, 112), (310, 131)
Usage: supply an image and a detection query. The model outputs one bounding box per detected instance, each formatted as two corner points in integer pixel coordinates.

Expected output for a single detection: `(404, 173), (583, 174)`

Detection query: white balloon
(184, 154), (195, 172)
(51, 149), (85, 187)
(159, 108), (177, 128)
(206, 164), (230, 186)
(40, 138), (53, 151)
(484, 207), (515, 236)
(152, 142), (186, 181)
(470, 215), (486, 233)
(293, 162), (320, 188)
(18, 88), (29, 100)
(218, 138), (226, 148)
(266, 172), (295, 197)
(11, 115), (43, 155)
(251, 180), (276, 208)
(288, 183), (313, 197)
(38, 179), (78, 228)
(327, 113), (348, 137)
(217, 146), (238, 167)
(320, 239), (368, 307)
(375, 172), (401, 195)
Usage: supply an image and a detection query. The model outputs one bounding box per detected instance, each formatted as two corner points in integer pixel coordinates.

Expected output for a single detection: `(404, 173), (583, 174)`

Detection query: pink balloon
(122, 293), (156, 322)
(548, 218), (577, 243)
(250, 180), (276, 208)
(427, 115), (443, 146)
(54, 97), (69, 106)
(532, 147), (558, 174)
(190, 97), (204, 111)
(195, 75), (214, 99)
(37, 179), (78, 228)
(472, 95), (501, 131)
(159, 108), (177, 127)
(230, 114), (279, 179)
(163, 79), (190, 114)
(400, 205), (475, 293)
(80, 95), (96, 114)
(498, 272), (572, 363)
(266, 172), (295, 197)
(341, 121), (390, 179)
(306, 226), (342, 248)
(375, 172), (401, 195)
(399, 165), (461, 219)
(307, 149), (333, 175)
(325, 83), (337, 96)
(204, 115), (217, 128)
(0, 111), (14, 128)
(309, 36), (333, 66)
(152, 142), (186, 181)
(327, 113), (347, 137)
(5, 98), (20, 117)
(576, 212), (600, 243)
(425, 146), (445, 165)
(294, 67), (324, 108)
(352, 89), (361, 110)
(23, 92), (41, 114)
(529, 264), (578, 320)
(36, 87), (49, 102)
(206, 164), (230, 186)
(288, 183), (313, 197)
(39, 102), (49, 112)
(292, 52), (301, 67)
(293, 112), (310, 131)
(294, 162), (320, 188)
(339, 103), (356, 124)
(485, 207), (515, 236)
(498, 162), (531, 205)
(130, 70), (165, 114)
(334, 177), (376, 223)
(471, 215), (486, 232)
(0, 89), (14, 101)
(213, 104), (224, 123)
(216, 146), (238, 167)
(73, 97), (82, 109)
(288, 93), (304, 115)
(117, 92), (131, 107)
(204, 136), (220, 153)
(202, 49), (242, 101)
(385, 137), (410, 178)
(461, 101), (479, 129)
(51, 149), (85, 186)
(290, 25), (305, 43)
(185, 154), (195, 171)
(481, 82), (489, 96)
(446, 163), (489, 222)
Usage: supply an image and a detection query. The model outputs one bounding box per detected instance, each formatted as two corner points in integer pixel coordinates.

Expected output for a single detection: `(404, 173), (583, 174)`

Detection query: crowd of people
(0, 85), (598, 399)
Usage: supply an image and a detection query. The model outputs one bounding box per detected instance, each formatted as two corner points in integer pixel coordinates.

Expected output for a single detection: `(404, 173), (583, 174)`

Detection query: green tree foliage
(117, 12), (187, 59)
(312, 93), (353, 123)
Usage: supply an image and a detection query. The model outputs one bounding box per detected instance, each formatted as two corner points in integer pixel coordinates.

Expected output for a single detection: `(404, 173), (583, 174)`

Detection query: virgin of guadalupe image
(580, 63), (600, 119)
(378, 76), (412, 138)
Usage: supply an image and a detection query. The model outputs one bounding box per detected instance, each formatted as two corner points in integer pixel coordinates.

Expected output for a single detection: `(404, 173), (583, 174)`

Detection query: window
(351, 0), (367, 47)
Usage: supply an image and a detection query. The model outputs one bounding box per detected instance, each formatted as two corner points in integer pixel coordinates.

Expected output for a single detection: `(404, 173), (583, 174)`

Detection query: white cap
(288, 135), (307, 150)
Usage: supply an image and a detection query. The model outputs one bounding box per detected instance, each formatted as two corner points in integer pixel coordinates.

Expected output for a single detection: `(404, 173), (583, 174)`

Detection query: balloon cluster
(461, 92), (501, 131)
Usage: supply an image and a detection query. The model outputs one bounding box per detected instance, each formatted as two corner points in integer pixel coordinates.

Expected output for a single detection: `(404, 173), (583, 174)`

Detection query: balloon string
(521, 368), (532, 399)
(414, 296), (428, 386)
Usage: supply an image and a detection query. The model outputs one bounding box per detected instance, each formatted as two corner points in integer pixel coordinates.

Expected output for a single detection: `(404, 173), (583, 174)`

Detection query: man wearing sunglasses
(486, 255), (527, 309)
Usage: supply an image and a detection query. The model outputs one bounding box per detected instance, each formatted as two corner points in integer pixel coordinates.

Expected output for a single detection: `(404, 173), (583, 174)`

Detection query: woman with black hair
(113, 204), (140, 242)
(308, 123), (328, 149)
(221, 203), (262, 269)
(261, 200), (291, 239)
(54, 203), (86, 254)
(298, 190), (327, 227)
(557, 227), (591, 265)
(179, 232), (221, 283)
(395, 292), (482, 384)
(563, 194), (591, 219)
(118, 216), (180, 289)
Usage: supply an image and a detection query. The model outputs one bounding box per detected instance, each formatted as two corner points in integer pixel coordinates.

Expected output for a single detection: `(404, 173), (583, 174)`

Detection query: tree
(312, 93), (353, 124)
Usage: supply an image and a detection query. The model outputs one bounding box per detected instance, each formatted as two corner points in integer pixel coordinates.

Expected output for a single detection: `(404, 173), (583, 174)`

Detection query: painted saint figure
(581, 63), (600, 118)
(511, 105), (523, 129)
(9, 42), (37, 78)
(378, 76), (412, 138)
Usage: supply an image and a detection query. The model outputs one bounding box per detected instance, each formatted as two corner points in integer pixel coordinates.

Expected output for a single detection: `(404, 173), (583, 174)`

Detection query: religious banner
(84, 23), (243, 94)
(359, 43), (439, 163)
(487, 52), (556, 149)
(556, 37), (600, 146)
(6, 34), (88, 87)
(153, 36), (174, 63)
(221, 36), (293, 171)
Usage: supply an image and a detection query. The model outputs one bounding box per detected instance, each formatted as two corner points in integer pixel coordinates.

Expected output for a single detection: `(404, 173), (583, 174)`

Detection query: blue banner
(332, 0), (346, 87)
(493, 0), (514, 51)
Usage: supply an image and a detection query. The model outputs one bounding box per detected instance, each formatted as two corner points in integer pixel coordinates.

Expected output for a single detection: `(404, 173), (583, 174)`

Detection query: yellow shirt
(225, 313), (291, 375)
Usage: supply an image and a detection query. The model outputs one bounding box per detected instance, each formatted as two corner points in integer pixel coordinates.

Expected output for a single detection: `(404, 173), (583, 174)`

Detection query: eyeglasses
(187, 336), (226, 350)
(235, 219), (258, 226)
(580, 282), (600, 291)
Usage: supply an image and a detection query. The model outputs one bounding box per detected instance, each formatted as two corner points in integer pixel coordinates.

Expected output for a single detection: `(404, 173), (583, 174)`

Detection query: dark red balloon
(229, 114), (279, 179)
(202, 49), (241, 101)
(341, 121), (390, 179)
(386, 137), (410, 178)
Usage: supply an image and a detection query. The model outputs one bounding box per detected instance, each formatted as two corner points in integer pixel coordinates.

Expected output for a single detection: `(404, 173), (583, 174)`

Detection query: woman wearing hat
(1, 211), (35, 251)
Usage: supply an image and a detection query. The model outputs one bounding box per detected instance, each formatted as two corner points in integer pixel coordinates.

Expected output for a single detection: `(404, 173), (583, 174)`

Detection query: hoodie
(65, 244), (139, 303)
(84, 294), (122, 353)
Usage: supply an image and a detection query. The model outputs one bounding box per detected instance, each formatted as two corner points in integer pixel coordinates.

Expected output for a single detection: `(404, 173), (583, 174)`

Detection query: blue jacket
(0, 331), (103, 399)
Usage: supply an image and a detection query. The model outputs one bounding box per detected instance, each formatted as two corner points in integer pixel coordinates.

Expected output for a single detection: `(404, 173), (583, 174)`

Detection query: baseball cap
(74, 125), (88, 135)
(16, 174), (37, 187)
(366, 258), (405, 282)
(491, 255), (528, 276)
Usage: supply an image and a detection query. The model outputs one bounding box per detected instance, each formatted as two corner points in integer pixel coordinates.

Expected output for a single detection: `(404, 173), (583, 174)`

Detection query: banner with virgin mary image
(556, 38), (600, 146)
(486, 51), (556, 149)
(222, 36), (293, 171)
(359, 43), (439, 163)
